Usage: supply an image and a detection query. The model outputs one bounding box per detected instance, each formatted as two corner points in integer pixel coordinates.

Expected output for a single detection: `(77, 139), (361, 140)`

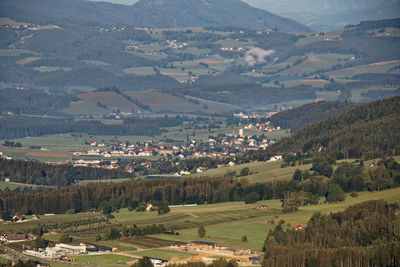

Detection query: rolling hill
(1, 0), (312, 32)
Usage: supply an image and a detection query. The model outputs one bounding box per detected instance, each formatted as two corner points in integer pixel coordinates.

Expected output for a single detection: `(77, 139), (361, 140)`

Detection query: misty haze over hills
(89, 0), (400, 31)
(244, 0), (400, 31)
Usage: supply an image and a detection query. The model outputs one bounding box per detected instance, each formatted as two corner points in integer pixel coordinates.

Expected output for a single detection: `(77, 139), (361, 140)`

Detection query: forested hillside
(263, 199), (400, 267)
(0, 88), (73, 116)
(270, 96), (400, 158)
(0, 115), (190, 139)
(0, 159), (133, 186)
(269, 101), (356, 132)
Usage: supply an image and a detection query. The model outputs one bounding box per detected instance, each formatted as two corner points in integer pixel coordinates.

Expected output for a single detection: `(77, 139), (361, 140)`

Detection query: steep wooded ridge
(263, 200), (400, 267)
(270, 96), (400, 158)
(269, 101), (357, 132)
(1, 0), (312, 32)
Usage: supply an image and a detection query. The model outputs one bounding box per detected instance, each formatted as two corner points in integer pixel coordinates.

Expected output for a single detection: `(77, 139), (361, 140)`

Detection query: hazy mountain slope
(243, 0), (400, 30)
(269, 101), (357, 132)
(1, 0), (312, 32)
(269, 96), (400, 158)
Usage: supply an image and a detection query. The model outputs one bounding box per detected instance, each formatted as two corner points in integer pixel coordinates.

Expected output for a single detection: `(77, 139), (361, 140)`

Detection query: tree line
(1, 157), (399, 215)
(0, 158), (133, 186)
(0, 114), (173, 139)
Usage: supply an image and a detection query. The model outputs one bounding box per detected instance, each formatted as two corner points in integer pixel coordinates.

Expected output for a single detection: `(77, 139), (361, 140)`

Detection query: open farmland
(77, 91), (143, 112)
(150, 188), (400, 251)
(328, 60), (400, 79)
(1, 187), (399, 261)
(125, 91), (241, 113)
(62, 101), (108, 115)
(190, 159), (311, 183)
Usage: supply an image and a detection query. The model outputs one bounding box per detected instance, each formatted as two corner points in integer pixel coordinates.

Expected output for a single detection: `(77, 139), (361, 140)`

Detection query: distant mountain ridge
(243, 0), (400, 31)
(1, 0), (312, 32)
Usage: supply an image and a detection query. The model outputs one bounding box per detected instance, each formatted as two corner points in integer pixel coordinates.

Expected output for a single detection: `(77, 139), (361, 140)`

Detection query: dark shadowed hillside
(270, 101), (357, 132)
(269, 96), (400, 158)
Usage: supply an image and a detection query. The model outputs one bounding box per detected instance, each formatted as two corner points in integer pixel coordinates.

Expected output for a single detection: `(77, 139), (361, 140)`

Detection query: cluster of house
(73, 131), (276, 161)
(169, 241), (262, 265)
(0, 151), (12, 160)
(1, 214), (40, 223)
(25, 242), (112, 259)
(220, 47), (244, 52)
(244, 123), (281, 133)
(233, 111), (280, 119)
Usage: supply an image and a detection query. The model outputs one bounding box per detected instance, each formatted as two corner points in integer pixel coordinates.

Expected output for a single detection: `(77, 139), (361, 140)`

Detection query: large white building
(46, 243), (86, 256)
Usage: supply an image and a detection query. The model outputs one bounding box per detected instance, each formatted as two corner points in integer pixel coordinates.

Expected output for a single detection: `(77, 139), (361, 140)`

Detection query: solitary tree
(198, 226), (206, 237)
(131, 256), (153, 267)
(59, 234), (72, 243)
(240, 167), (250, 177)
(326, 184), (346, 203)
(242, 235), (248, 242)
(293, 169), (303, 182)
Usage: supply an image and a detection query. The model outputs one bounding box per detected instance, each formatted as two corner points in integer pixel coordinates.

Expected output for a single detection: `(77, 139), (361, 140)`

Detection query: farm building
(2, 234), (29, 242)
(52, 243), (86, 255)
(80, 242), (112, 253)
(150, 258), (168, 266)
(190, 241), (220, 249)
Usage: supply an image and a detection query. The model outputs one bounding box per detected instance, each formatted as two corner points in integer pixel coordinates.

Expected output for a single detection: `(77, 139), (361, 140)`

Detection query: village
(69, 122), (282, 175)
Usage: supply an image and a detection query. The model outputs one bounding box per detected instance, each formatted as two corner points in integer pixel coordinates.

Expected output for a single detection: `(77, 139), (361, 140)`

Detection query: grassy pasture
(73, 254), (133, 267)
(31, 66), (71, 72)
(190, 159), (311, 183)
(1, 188), (398, 257)
(0, 49), (38, 57)
(62, 100), (108, 115)
(0, 181), (38, 190)
(295, 31), (344, 46)
(77, 91), (142, 112)
(328, 60), (400, 79)
(151, 188), (400, 251)
(80, 60), (110, 66)
(131, 249), (194, 260)
(124, 90), (241, 114)
(279, 54), (345, 76)
(123, 67), (156, 75)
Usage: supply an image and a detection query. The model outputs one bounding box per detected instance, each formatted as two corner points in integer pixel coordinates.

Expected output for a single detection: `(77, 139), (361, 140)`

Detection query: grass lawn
(131, 249), (195, 260)
(74, 254), (133, 267)
(62, 101), (108, 115)
(77, 178), (135, 186)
